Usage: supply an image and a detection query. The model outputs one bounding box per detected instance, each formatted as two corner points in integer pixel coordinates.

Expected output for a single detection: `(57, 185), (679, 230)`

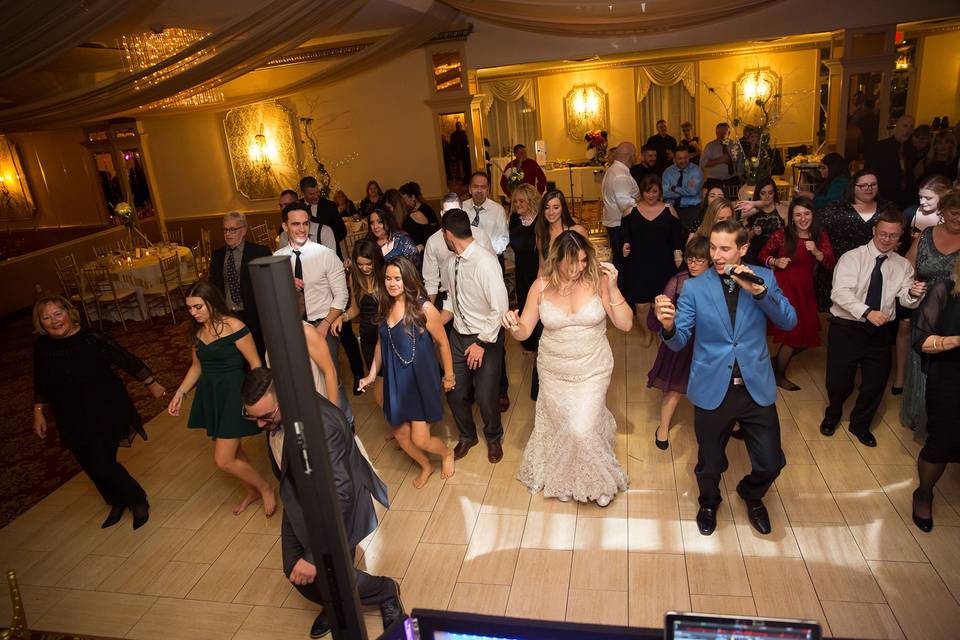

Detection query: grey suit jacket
(269, 393), (389, 569)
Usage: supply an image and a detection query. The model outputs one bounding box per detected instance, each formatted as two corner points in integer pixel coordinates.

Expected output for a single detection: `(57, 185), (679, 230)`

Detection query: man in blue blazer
(655, 220), (797, 536)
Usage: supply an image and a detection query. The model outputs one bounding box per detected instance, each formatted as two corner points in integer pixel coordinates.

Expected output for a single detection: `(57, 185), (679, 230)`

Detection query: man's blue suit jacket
(662, 265), (797, 410)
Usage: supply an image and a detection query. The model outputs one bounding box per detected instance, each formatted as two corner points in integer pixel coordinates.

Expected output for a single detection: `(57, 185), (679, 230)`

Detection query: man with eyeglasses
(820, 210), (927, 447)
(209, 211), (272, 356)
(241, 367), (402, 638)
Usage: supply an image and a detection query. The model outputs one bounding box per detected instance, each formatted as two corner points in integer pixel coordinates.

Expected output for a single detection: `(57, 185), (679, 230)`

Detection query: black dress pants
(694, 384), (785, 507)
(447, 330), (505, 444)
(824, 318), (892, 435)
(339, 319), (365, 382)
(71, 437), (147, 507)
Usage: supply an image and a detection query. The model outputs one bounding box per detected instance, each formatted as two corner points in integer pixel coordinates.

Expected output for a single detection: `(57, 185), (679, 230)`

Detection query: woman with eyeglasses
(32, 295), (164, 530)
(646, 236), (711, 449)
(816, 169), (896, 309)
(168, 281), (275, 517)
(901, 189), (960, 441)
(758, 197), (836, 390)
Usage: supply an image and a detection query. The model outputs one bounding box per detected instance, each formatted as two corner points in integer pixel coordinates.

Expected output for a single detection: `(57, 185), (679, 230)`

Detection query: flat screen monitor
(664, 612), (821, 640)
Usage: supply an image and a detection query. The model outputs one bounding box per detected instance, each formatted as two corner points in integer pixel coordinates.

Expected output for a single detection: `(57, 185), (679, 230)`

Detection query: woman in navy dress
(358, 257), (456, 488)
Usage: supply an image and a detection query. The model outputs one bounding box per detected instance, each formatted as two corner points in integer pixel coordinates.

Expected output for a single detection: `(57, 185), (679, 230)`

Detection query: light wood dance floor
(4, 328), (960, 639)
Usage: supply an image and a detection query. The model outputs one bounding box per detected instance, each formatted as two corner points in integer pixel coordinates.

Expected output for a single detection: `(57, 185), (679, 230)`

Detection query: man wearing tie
(655, 219), (796, 537)
(662, 146), (705, 235)
(441, 209), (510, 464)
(820, 210), (926, 446)
(461, 171), (511, 412)
(300, 175), (347, 259)
(209, 211), (272, 357)
(274, 203), (354, 427)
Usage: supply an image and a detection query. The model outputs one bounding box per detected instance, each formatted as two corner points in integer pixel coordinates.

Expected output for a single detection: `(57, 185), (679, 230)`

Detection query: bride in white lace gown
(502, 231), (634, 506)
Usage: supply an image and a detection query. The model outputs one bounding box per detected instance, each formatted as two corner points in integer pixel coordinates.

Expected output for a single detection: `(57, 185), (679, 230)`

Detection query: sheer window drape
(480, 80), (539, 157)
(637, 64), (696, 141)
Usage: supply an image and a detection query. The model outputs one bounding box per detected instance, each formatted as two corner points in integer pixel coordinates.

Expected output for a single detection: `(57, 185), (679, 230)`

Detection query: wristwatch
(474, 340), (490, 350)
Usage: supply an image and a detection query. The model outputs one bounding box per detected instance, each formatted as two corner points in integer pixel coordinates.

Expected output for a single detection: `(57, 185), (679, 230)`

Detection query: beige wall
(139, 49), (444, 220)
(7, 129), (107, 230)
(536, 68), (638, 163)
(915, 30), (960, 126)
(697, 48), (819, 147)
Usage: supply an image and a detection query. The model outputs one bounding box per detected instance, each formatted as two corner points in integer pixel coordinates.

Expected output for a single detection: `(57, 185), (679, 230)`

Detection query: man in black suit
(645, 119), (678, 174)
(865, 115), (915, 208)
(242, 367), (403, 639)
(209, 212), (272, 356)
(300, 176), (347, 259)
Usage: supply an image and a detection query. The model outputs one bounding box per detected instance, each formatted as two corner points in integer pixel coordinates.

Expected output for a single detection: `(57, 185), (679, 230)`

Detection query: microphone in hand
(723, 263), (765, 287)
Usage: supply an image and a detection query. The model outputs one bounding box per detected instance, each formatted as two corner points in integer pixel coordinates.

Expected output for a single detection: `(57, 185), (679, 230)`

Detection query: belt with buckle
(730, 377), (745, 386)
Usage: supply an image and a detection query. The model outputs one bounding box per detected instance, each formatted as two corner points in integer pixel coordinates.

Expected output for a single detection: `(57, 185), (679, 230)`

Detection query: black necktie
(675, 168), (685, 188)
(225, 248), (241, 306)
(472, 206), (482, 227)
(293, 250), (303, 280)
(865, 255), (886, 311)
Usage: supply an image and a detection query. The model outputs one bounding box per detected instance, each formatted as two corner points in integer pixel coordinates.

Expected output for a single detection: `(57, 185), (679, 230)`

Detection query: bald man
(601, 142), (639, 271)
(865, 115), (915, 208)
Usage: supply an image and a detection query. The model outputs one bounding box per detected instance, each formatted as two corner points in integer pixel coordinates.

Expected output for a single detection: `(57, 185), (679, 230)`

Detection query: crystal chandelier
(118, 27), (225, 109)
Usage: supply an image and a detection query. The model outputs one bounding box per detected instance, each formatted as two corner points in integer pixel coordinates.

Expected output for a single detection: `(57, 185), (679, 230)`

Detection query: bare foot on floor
(440, 451), (456, 480)
(261, 487), (277, 517)
(413, 464), (435, 489)
(233, 487), (261, 515)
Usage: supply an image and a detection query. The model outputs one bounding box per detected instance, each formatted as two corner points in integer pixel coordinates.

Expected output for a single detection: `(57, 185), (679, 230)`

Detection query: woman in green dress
(167, 281), (275, 516)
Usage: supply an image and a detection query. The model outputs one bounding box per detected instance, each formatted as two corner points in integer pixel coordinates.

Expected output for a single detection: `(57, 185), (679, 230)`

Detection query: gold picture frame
(563, 84), (609, 142)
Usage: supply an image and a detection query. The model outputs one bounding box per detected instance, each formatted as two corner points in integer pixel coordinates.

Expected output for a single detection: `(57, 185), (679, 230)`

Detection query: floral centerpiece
(705, 82), (782, 187)
(584, 129), (608, 166)
(503, 165), (525, 193)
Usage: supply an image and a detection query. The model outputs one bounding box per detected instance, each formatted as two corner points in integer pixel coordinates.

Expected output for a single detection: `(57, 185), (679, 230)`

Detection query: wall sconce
(0, 135), (36, 221)
(247, 124), (279, 172)
(564, 84), (609, 142)
(224, 101), (300, 200)
(734, 68), (781, 125)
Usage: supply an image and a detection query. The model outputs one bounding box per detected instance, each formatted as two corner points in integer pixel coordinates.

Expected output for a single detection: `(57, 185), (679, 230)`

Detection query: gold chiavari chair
(83, 265), (143, 332)
(162, 227), (185, 245)
(722, 183), (743, 201)
(54, 254), (95, 324)
(249, 222), (273, 250)
(143, 252), (181, 323)
(92, 245), (112, 260)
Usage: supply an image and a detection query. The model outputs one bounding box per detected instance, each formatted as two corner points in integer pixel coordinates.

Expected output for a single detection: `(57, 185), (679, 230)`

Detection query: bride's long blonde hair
(543, 230), (600, 293)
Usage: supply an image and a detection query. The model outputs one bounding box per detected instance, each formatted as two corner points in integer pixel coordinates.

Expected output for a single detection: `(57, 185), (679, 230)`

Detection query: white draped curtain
(637, 63), (696, 142)
(480, 79), (539, 158)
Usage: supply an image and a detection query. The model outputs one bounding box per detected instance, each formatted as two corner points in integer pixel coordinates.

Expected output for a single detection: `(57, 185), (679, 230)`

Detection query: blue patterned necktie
(472, 205), (482, 227)
(226, 248), (241, 306)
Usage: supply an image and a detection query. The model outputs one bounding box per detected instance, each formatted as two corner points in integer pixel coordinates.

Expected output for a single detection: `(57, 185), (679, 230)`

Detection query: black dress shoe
(380, 579), (406, 631)
(696, 506), (717, 536)
(453, 440), (478, 460)
(819, 419), (838, 436)
(891, 386), (904, 396)
(745, 502), (772, 535)
(487, 440), (503, 464)
(912, 489), (934, 533)
(851, 430), (877, 447)
(101, 505), (125, 529)
(131, 502), (150, 530)
(499, 393), (510, 413)
(310, 613), (331, 638)
(730, 428), (744, 440)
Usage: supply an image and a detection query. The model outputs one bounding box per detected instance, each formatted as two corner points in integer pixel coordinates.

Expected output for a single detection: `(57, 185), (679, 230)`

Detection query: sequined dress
(517, 285), (628, 501)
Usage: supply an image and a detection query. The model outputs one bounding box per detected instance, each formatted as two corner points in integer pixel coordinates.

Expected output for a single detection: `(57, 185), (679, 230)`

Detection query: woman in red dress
(758, 196), (835, 391)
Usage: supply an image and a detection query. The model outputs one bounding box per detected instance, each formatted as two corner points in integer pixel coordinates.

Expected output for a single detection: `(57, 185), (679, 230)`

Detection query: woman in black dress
(399, 181), (439, 252)
(816, 169), (896, 309)
(619, 174), (684, 344)
(910, 259), (960, 532)
(508, 182), (543, 399)
(335, 239), (387, 407)
(334, 189), (358, 219)
(359, 180), (384, 217)
(736, 177), (786, 264)
(32, 295), (165, 529)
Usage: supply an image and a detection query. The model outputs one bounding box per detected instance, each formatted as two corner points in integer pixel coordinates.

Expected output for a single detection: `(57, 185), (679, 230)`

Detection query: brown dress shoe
(454, 440), (478, 460)
(487, 440), (503, 463)
(499, 394), (510, 413)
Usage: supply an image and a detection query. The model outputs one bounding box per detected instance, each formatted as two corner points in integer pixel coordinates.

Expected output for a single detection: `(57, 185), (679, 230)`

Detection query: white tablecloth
(83, 245), (195, 321)
(543, 166), (605, 201)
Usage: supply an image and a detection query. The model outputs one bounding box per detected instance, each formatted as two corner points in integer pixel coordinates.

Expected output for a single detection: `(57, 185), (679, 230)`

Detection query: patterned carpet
(0, 314), (195, 529)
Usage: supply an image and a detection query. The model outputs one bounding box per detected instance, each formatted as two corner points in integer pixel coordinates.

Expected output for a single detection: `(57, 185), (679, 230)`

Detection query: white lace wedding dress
(517, 291), (628, 502)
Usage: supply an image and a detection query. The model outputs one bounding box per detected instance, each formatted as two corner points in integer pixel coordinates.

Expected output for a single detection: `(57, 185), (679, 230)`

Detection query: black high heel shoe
(655, 426), (669, 451)
(131, 502), (150, 530)
(101, 504), (125, 528)
(912, 489), (933, 533)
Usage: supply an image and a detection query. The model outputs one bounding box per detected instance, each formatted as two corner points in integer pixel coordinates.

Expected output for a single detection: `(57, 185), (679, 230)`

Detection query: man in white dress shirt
(423, 192), (495, 307)
(441, 209), (510, 464)
(821, 210), (927, 447)
(601, 143), (639, 271)
(461, 171), (509, 256)
(274, 203), (354, 426)
(461, 171), (511, 411)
